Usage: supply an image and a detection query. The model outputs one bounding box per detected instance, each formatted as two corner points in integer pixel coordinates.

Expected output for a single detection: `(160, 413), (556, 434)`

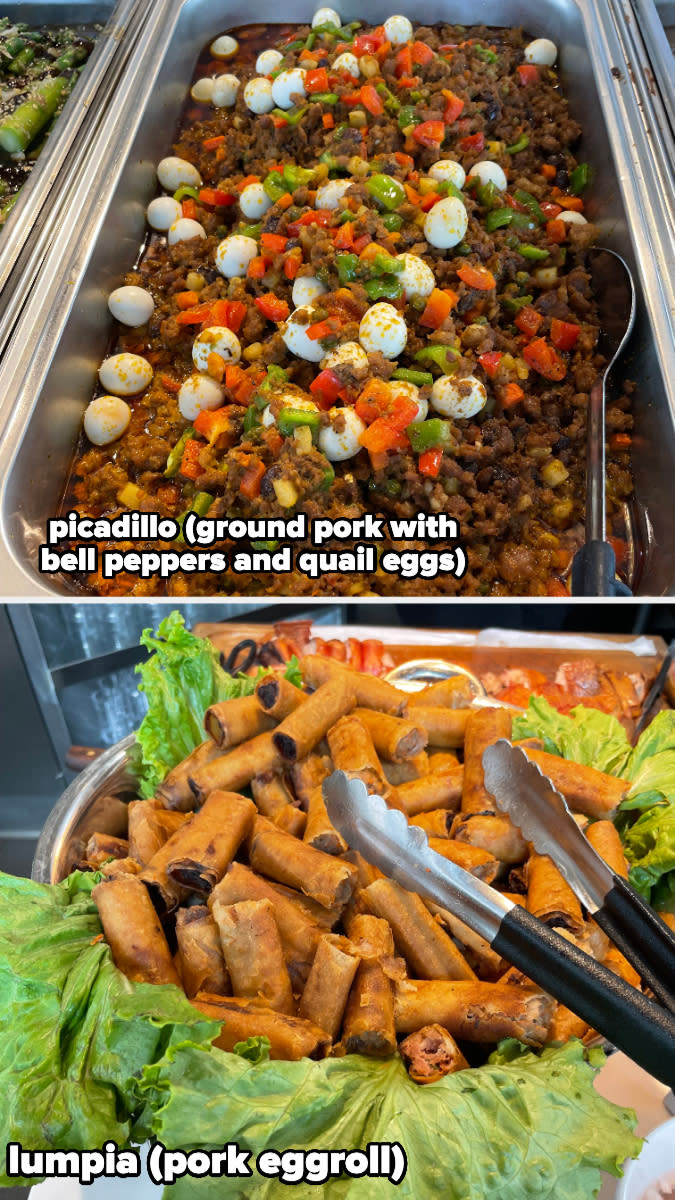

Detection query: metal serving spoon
(571, 247), (636, 596)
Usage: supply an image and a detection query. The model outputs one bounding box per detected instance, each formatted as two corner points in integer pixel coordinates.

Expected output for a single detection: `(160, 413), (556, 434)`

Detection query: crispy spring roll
(526, 853), (585, 935)
(210, 863), (322, 988)
(85, 833), (129, 865)
(255, 674), (307, 720)
(406, 706), (471, 749)
(165, 791), (256, 894)
(273, 677), (356, 764)
(300, 654), (405, 715)
(353, 708), (427, 763)
(382, 752), (430, 785)
(425, 902), (505, 979)
(362, 878), (476, 981)
(549, 1005), (590, 1043)
(523, 748), (627, 818)
(192, 993), (329, 1060)
(396, 766), (464, 817)
(394, 979), (554, 1045)
(92, 876), (181, 987)
(342, 849), (382, 890)
(427, 837), (500, 884)
(603, 942), (642, 990)
(176, 905), (230, 999)
(251, 771), (306, 837)
(290, 754), (330, 808)
(276, 806), (307, 837)
(410, 809), (454, 838)
(204, 695), (275, 749)
(189, 731), (280, 803)
(661, 912), (675, 933)
(304, 788), (348, 855)
(451, 813), (528, 864)
(326, 715), (399, 808)
(585, 820), (629, 877)
(212, 898), (294, 1014)
(400, 1024), (469, 1083)
(297, 934), (361, 1040)
(128, 799), (187, 867)
(406, 676), (474, 709)
(341, 914), (397, 1056)
(248, 815), (357, 909)
(157, 739), (222, 811)
(427, 751), (460, 771)
(99, 856), (140, 879)
(462, 707), (512, 815)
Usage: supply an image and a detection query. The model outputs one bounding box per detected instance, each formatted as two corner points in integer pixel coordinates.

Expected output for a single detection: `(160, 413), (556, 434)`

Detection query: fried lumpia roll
(297, 934), (360, 1040)
(602, 942), (642, 990)
(204, 695), (275, 749)
(395, 980), (554, 1045)
(462, 707), (513, 815)
(189, 731), (280, 803)
(353, 708), (427, 763)
(425, 903), (505, 979)
(255, 674), (307, 720)
(211, 898), (294, 1014)
(342, 849), (383, 890)
(661, 912), (675, 933)
(400, 1024), (469, 1083)
(128, 799), (186, 867)
(585, 820), (629, 877)
(290, 754), (330, 808)
(304, 787), (348, 855)
(176, 905), (230, 999)
(157, 739), (222, 811)
(210, 863), (322, 988)
(276, 806), (308, 837)
(406, 675), (474, 710)
(427, 838), (500, 884)
(549, 1005), (590, 1043)
(251, 771), (306, 837)
(526, 853), (585, 935)
(99, 856), (141, 879)
(428, 751), (460, 771)
(273, 677), (356, 764)
(362, 878), (476, 981)
(92, 876), (181, 987)
(341, 914), (397, 1057)
(192, 994), (330, 1060)
(381, 752), (429, 785)
(451, 813), (528, 864)
(406, 707), (471, 749)
(396, 766), (464, 817)
(409, 809), (455, 838)
(85, 833), (129, 865)
(326, 714), (393, 798)
(248, 815), (358, 908)
(165, 791), (256, 894)
(300, 654), (405, 715)
(522, 748), (627, 818)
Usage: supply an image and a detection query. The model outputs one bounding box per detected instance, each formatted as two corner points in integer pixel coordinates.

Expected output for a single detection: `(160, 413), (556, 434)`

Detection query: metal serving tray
(627, 0), (675, 147)
(0, 0), (674, 597)
(0, 0), (151, 352)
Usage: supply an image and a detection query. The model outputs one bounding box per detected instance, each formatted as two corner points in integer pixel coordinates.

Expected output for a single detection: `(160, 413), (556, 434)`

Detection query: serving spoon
(571, 247), (636, 596)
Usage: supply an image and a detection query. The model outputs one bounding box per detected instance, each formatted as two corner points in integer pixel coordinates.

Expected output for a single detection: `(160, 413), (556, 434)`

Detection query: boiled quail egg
(391, 379), (427, 421)
(312, 7), (341, 27)
(156, 156), (202, 192)
(212, 74), (240, 107)
(256, 48), (283, 74)
(192, 326), (242, 372)
(424, 196), (468, 249)
(383, 14), (413, 44)
(215, 234), (259, 277)
(316, 179), (352, 210)
(292, 274), (328, 307)
(333, 51), (360, 77)
(396, 252), (436, 301)
(271, 68), (307, 110)
(146, 196), (181, 231)
(321, 340), (369, 373)
(178, 374), (225, 421)
(99, 353), (153, 397)
(262, 393), (319, 426)
(107, 285), (154, 327)
(559, 210), (588, 224)
(428, 159), (466, 188)
(83, 396), (131, 446)
(282, 306), (326, 362)
(210, 34), (238, 58)
(244, 77), (275, 114)
(319, 406), (367, 460)
(191, 77), (214, 103)
(431, 373), (487, 419)
(358, 302), (407, 359)
(524, 37), (557, 65)
(168, 218), (207, 245)
(467, 160), (508, 192)
(240, 182), (273, 219)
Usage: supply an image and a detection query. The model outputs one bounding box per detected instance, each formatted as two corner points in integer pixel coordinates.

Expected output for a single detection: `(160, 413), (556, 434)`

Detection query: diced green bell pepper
(569, 162), (591, 194)
(278, 408), (320, 436)
(371, 251), (403, 276)
(506, 134), (530, 154)
(363, 277), (403, 300)
(516, 243), (549, 261)
(173, 186), (200, 201)
(414, 345), (460, 374)
(282, 163), (314, 190)
(513, 188), (545, 224)
(406, 418), (454, 452)
(392, 368), (434, 386)
(398, 105), (420, 131)
(366, 173), (406, 211)
(336, 252), (359, 283)
(485, 207), (513, 231)
(501, 292), (534, 313)
(381, 212), (404, 231)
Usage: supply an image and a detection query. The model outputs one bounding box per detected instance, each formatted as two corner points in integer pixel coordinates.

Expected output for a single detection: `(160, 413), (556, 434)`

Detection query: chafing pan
(1, 0), (674, 597)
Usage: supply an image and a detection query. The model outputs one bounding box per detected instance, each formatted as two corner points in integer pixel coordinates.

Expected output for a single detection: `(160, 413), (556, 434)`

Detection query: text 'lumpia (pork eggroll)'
(192, 993), (330, 1060)
(92, 875), (181, 987)
(175, 905), (230, 999)
(211, 897), (294, 1014)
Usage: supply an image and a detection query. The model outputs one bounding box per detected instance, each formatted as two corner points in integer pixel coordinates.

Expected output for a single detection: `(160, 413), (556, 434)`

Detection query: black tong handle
(594, 876), (675, 1013)
(493, 906), (675, 1087)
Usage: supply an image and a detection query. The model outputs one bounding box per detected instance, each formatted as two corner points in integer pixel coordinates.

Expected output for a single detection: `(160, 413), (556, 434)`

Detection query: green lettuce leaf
(622, 801), (675, 903)
(512, 697), (631, 776)
(137, 1037), (640, 1200)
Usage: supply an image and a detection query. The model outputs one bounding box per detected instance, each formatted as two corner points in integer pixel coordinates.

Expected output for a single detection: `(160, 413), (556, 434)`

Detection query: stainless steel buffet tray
(0, 0), (674, 597)
(0, 0), (151, 352)
(628, 0), (675, 145)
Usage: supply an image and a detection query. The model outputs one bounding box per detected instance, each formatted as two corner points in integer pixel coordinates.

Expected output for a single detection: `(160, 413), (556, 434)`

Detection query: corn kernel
(272, 478), (299, 508)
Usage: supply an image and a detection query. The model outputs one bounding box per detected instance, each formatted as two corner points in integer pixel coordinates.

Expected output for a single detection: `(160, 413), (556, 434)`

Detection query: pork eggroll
(602, 942), (642, 990)
(128, 799), (187, 867)
(299, 654), (406, 715)
(297, 933), (360, 1040)
(462, 707), (512, 815)
(189, 731), (280, 804)
(353, 708), (427, 763)
(211, 898), (294, 1014)
(176, 905), (230, 999)
(340, 913), (397, 1057)
(255, 674), (307, 720)
(427, 837), (500, 884)
(99, 856), (141, 880)
(192, 993), (329, 1060)
(362, 878), (475, 981)
(157, 739), (223, 811)
(275, 806), (307, 837)
(427, 751), (461, 771)
(522, 748), (627, 818)
(248, 815), (357, 909)
(394, 980), (554, 1046)
(400, 1024), (469, 1083)
(92, 875), (181, 987)
(406, 675), (475, 709)
(585, 819), (630, 877)
(342, 849), (383, 890)
(251, 771), (305, 837)
(396, 766), (464, 817)
(303, 787), (348, 855)
(326, 715), (403, 810)
(382, 752), (430, 785)
(204, 695), (276, 749)
(273, 676), (356, 764)
(549, 1005), (590, 1043)
(165, 791), (256, 894)
(85, 833), (129, 865)
(425, 902), (505, 979)
(451, 813), (528, 864)
(290, 754), (330, 808)
(526, 852), (585, 936)
(406, 706), (471, 749)
(409, 809), (455, 838)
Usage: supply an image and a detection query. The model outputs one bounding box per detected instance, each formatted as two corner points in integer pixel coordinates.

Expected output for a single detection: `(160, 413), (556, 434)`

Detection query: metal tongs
(323, 769), (675, 1088)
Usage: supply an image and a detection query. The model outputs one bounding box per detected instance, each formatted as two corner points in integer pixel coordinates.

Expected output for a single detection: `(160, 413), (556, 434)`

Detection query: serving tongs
(323, 771), (675, 1087)
(482, 740), (675, 1013)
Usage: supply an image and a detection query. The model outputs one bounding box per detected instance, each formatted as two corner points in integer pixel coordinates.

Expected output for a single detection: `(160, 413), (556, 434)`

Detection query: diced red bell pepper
(176, 290), (200, 310)
(478, 350), (503, 378)
(517, 63), (540, 85)
(504, 192), (529, 212)
(160, 374), (181, 393)
(283, 248), (303, 279)
(305, 319), (334, 342)
(180, 438), (204, 480)
(202, 134), (225, 150)
(546, 218), (567, 244)
(208, 299), (247, 333)
(514, 305), (543, 338)
(225, 363), (257, 405)
(333, 221), (354, 250)
(500, 382), (525, 407)
(305, 67), (329, 93)
(398, 75), (420, 88)
(255, 293), (290, 322)
(356, 385), (418, 431)
(182, 198), (197, 220)
(394, 45), (413, 77)
(199, 187), (237, 207)
(285, 210), (333, 235)
(457, 263), (496, 291)
(310, 368), (346, 409)
(523, 337), (567, 381)
(419, 287), (457, 329)
(540, 200), (563, 218)
(457, 131), (485, 153)
(247, 256), (269, 279)
(420, 191), (442, 211)
(175, 302), (213, 326)
(193, 406), (234, 440)
(353, 232), (372, 254)
(239, 459), (266, 499)
(260, 232), (288, 253)
(411, 40), (435, 65)
(557, 194), (585, 211)
(359, 417), (410, 456)
(418, 447), (443, 477)
(353, 28), (386, 56)
(360, 83), (384, 116)
(442, 89), (464, 123)
(412, 120), (445, 148)
(609, 432), (632, 450)
(550, 318), (581, 351)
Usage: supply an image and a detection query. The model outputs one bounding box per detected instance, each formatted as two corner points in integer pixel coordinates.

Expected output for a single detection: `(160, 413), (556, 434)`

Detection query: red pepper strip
(309, 368), (345, 409)
(180, 438), (204, 480)
(305, 66), (329, 93)
(360, 83), (384, 116)
(175, 303), (213, 326)
(504, 192), (529, 212)
(418, 447), (443, 477)
(500, 382), (525, 407)
(523, 337), (567, 380)
(550, 318), (581, 351)
(514, 305), (543, 338)
(285, 209), (333, 235)
(283, 248), (303, 279)
(239, 459), (266, 499)
(247, 256), (269, 279)
(160, 374), (181, 393)
(457, 263), (496, 291)
(255, 293), (290, 321)
(225, 364), (257, 405)
(517, 63), (540, 85)
(208, 299), (247, 332)
(182, 198), (197, 220)
(457, 131), (485, 153)
(411, 40), (435, 65)
(260, 232), (288, 252)
(420, 191), (442, 212)
(478, 350), (503, 379)
(442, 89), (464, 123)
(203, 134), (225, 150)
(412, 120), (445, 148)
(199, 187), (237, 207)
